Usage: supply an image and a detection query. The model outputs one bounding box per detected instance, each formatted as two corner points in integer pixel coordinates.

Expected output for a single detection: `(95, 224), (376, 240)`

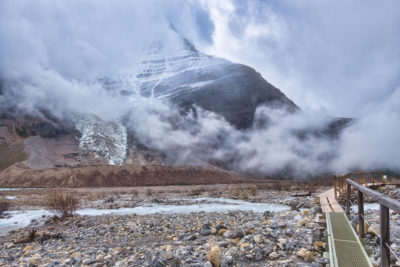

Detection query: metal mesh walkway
(326, 212), (372, 267)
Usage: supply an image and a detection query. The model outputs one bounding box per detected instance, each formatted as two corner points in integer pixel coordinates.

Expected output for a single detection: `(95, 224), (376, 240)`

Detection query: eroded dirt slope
(0, 164), (256, 188)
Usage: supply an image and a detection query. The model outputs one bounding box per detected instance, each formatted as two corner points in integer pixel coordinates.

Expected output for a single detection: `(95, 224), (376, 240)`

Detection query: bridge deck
(319, 188), (372, 267)
(326, 212), (372, 267)
(318, 188), (343, 212)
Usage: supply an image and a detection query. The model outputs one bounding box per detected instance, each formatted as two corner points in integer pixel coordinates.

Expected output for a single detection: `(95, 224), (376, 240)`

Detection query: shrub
(248, 185), (258, 196)
(130, 189), (139, 196)
(240, 191), (249, 200)
(189, 186), (206, 196)
(44, 189), (79, 218)
(228, 189), (241, 198)
(146, 188), (153, 196)
(0, 199), (10, 215)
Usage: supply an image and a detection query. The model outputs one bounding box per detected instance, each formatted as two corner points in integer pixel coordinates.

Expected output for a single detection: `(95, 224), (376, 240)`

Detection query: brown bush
(247, 185), (258, 196)
(228, 188), (241, 198)
(0, 199), (11, 215)
(130, 189), (139, 196)
(44, 189), (79, 218)
(189, 186), (206, 196)
(146, 188), (153, 196)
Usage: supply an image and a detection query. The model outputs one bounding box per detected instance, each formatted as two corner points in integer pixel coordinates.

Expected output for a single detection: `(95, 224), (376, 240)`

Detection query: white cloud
(1, 0), (400, 176)
(203, 0), (400, 117)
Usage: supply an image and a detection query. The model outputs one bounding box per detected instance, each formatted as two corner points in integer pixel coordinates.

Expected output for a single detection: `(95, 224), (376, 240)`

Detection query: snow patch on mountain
(101, 39), (227, 100)
(75, 116), (127, 165)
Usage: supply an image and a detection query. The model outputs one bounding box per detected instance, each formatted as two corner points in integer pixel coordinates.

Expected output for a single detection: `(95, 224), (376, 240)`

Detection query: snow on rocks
(75, 115), (127, 165)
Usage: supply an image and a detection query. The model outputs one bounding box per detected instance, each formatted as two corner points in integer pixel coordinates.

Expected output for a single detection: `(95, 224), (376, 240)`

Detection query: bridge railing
(334, 171), (385, 199)
(346, 179), (400, 267)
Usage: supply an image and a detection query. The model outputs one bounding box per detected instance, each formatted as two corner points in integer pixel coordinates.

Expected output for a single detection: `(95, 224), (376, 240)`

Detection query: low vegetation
(0, 143), (27, 171)
(0, 199), (11, 215)
(44, 189), (79, 218)
(146, 188), (153, 196)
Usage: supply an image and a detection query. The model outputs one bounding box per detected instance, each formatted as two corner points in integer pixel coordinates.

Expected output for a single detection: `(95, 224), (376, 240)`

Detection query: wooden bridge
(318, 172), (400, 267)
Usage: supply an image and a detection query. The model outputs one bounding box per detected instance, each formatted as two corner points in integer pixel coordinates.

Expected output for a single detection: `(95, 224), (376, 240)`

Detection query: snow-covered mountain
(101, 37), (299, 129)
(0, 36), (312, 174)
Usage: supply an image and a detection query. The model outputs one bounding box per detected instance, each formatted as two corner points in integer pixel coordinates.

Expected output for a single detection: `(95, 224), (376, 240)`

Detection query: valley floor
(0, 185), (328, 267)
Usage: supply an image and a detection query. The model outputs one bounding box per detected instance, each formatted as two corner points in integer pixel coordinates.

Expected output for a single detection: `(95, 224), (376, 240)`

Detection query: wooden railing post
(333, 175), (337, 199)
(358, 190), (364, 238)
(380, 204), (390, 267)
(346, 183), (351, 214)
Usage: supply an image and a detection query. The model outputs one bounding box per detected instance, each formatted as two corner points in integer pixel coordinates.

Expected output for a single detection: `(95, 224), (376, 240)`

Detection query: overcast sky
(191, 0), (400, 118)
(2, 0), (399, 117)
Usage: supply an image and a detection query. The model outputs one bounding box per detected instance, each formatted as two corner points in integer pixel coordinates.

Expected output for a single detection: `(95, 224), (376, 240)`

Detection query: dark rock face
(31, 122), (63, 138)
(162, 63), (299, 129)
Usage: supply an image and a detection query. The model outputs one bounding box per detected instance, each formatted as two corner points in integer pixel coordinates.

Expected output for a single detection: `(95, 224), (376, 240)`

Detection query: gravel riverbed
(0, 188), (327, 267)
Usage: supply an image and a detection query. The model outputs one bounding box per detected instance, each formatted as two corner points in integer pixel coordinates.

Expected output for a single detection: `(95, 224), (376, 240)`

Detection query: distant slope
(0, 165), (255, 188)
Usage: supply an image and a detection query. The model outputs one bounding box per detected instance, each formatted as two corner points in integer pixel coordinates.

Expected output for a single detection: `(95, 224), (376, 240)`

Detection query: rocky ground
(0, 186), (328, 267)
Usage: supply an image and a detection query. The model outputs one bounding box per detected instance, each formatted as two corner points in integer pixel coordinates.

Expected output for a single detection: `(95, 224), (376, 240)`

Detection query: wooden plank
(319, 188), (344, 212)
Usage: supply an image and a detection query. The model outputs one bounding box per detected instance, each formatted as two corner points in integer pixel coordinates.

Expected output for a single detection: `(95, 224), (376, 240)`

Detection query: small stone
(223, 230), (237, 239)
(297, 248), (315, 262)
(367, 226), (379, 236)
(186, 234), (197, 241)
(95, 255), (103, 262)
(83, 258), (94, 265)
(201, 229), (212, 236)
(305, 223), (315, 229)
(164, 252), (173, 260)
(28, 253), (42, 265)
(217, 241), (229, 247)
(297, 218), (311, 226)
(269, 252), (280, 260)
(240, 242), (250, 249)
(218, 229), (227, 236)
(216, 224), (227, 231)
(278, 238), (286, 246)
(255, 251), (264, 261)
(23, 245), (34, 252)
(314, 241), (323, 250)
(71, 252), (81, 259)
(301, 209), (310, 216)
(253, 234), (263, 243)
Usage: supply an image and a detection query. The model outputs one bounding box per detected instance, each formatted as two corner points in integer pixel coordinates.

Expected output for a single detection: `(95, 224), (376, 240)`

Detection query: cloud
(0, 0), (399, 176)
(332, 87), (400, 172)
(203, 0), (400, 117)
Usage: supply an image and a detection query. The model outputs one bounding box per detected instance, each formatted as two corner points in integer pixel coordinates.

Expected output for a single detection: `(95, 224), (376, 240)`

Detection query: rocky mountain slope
(0, 35), (301, 174)
(0, 34), (351, 184)
(105, 39), (299, 129)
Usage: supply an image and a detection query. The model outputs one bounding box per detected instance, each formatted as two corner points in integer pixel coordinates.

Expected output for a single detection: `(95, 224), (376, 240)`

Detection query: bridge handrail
(346, 178), (400, 267)
(346, 179), (400, 211)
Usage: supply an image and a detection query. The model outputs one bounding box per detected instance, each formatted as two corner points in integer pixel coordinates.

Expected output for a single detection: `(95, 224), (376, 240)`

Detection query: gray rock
(201, 229), (212, 236)
(223, 230), (237, 239)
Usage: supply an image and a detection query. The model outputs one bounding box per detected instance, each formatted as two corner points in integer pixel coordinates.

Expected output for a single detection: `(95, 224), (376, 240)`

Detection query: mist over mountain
(0, 0), (399, 182)
(0, 33), (348, 178)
